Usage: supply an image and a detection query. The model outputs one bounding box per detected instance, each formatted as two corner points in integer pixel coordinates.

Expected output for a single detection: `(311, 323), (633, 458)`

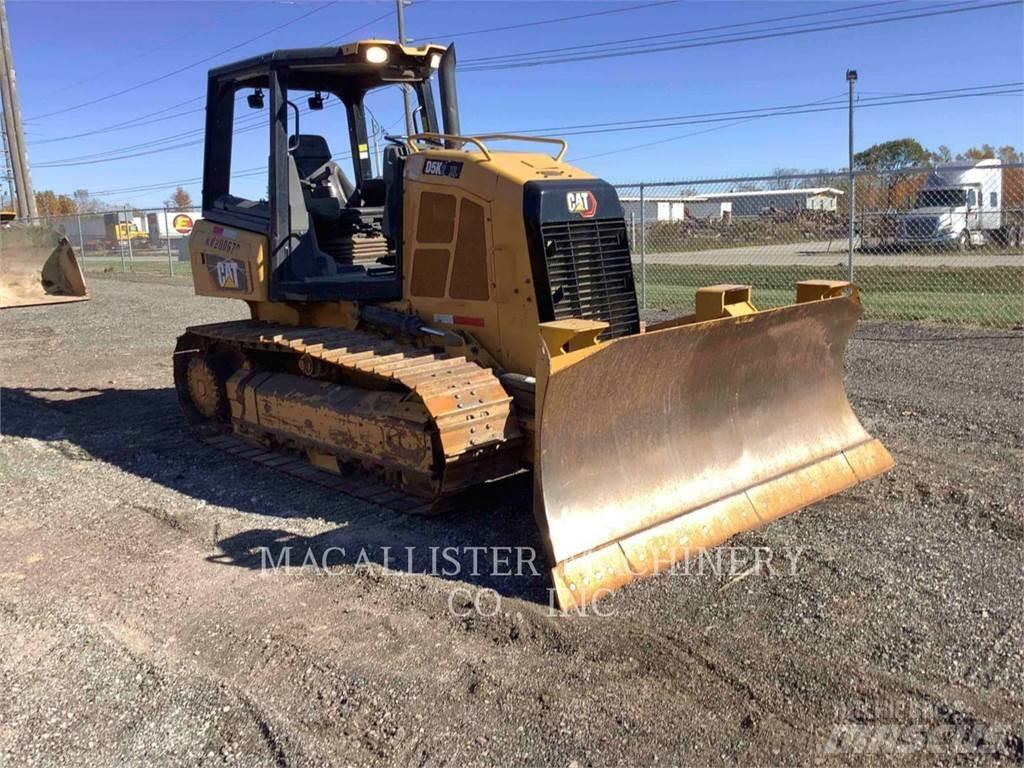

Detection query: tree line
(27, 186), (193, 218)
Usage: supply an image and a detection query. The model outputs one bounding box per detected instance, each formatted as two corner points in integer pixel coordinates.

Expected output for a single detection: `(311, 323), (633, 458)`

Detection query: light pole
(847, 68), (857, 282)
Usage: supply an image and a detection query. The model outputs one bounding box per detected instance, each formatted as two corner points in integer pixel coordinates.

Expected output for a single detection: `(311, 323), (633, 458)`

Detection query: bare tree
(771, 168), (801, 190)
(71, 189), (110, 213)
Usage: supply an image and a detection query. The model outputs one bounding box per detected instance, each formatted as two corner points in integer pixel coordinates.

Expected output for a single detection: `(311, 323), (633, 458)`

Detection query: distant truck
(898, 159), (1018, 249)
(51, 213), (149, 250)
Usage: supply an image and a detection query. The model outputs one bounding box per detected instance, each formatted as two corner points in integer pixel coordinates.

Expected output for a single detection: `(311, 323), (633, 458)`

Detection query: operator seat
(290, 134), (356, 218)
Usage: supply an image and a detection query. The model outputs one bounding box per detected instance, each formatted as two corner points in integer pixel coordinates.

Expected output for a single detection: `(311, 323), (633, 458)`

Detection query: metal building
(619, 195), (685, 223)
(681, 188), (843, 217)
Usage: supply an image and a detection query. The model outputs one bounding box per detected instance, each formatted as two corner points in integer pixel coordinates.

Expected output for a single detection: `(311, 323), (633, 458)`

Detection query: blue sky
(8, 0), (1024, 208)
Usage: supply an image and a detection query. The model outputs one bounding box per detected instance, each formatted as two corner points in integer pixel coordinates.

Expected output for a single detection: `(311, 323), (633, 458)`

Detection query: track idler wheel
(173, 332), (235, 427)
(186, 355), (228, 420)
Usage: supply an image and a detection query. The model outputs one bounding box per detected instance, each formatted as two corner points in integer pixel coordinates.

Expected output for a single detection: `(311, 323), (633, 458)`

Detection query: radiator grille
(539, 218), (640, 340)
(902, 216), (939, 238)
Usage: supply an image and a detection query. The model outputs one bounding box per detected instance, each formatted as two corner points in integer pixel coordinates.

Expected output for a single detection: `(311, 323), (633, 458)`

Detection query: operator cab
(201, 40), (457, 302)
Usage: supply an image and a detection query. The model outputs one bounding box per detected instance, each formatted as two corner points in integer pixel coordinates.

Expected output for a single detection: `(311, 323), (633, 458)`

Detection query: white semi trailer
(898, 159), (1017, 249)
(145, 210), (201, 243)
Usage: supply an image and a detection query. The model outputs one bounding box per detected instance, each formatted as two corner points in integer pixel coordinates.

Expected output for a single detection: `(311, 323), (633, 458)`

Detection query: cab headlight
(429, 53), (442, 69)
(365, 46), (389, 64)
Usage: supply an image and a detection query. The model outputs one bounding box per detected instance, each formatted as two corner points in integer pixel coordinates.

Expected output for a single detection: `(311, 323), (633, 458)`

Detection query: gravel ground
(1, 274), (1022, 767)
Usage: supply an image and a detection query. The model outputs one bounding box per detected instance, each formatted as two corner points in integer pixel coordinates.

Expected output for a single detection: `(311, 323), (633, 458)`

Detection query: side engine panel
(189, 219), (269, 302)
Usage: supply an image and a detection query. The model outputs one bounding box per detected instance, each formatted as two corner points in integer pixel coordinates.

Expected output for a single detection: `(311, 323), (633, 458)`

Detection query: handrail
(406, 133), (492, 161)
(405, 132), (569, 162)
(471, 134), (568, 162)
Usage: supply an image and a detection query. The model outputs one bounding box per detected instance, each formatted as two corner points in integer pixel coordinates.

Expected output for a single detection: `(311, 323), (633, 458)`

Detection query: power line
(322, 8), (396, 44)
(45, 81), (1015, 168)
(493, 82), (1023, 137)
(574, 88), (1023, 160)
(418, 0), (679, 40)
(32, 103), (206, 144)
(460, 1), (1021, 71)
(27, 5), (395, 143)
(463, 0), (907, 64)
(24, 2), (340, 121)
(33, 91), (365, 167)
(43, 3), (252, 99)
(87, 117), (403, 196)
(79, 85), (1021, 199)
(461, 1), (981, 66)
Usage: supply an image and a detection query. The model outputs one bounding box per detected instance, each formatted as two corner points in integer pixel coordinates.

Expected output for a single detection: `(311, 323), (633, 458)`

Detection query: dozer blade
(0, 224), (88, 309)
(535, 291), (893, 610)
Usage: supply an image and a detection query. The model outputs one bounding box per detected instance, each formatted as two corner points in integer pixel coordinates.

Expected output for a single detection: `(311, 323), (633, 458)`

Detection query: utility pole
(846, 69), (857, 282)
(0, 0), (35, 219)
(395, 0), (415, 136)
(0, 105), (13, 208)
(369, 113), (381, 176)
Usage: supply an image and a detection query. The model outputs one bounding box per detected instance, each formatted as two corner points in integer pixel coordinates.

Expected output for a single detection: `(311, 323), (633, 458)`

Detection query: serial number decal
(205, 224), (241, 253)
(423, 159), (463, 179)
(204, 236), (241, 253)
(205, 254), (247, 291)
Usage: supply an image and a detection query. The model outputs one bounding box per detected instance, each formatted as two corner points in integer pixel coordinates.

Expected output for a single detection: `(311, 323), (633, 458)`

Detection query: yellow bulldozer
(0, 210), (89, 309)
(176, 40), (893, 609)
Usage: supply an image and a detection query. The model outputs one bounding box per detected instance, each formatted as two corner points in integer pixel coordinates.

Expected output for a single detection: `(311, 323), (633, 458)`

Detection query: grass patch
(80, 258), (1022, 327)
(83, 258), (193, 278)
(640, 264), (1024, 327)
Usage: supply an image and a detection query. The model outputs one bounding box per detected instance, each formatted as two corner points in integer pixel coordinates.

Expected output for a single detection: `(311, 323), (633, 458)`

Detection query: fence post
(639, 182), (646, 310)
(117, 210), (126, 272)
(123, 206), (134, 269)
(165, 206), (173, 276)
(846, 69), (857, 283)
(847, 181), (856, 282)
(75, 211), (85, 262)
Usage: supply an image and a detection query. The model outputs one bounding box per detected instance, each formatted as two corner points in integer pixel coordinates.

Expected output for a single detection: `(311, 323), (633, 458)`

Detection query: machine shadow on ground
(2, 386), (551, 604)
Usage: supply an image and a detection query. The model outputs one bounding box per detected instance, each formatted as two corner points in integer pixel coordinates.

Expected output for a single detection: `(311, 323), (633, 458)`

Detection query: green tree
(853, 138), (931, 171)
(854, 139), (931, 210)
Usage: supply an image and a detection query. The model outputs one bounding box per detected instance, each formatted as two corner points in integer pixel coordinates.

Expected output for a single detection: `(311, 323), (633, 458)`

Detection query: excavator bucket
(0, 223), (89, 309)
(534, 283), (893, 610)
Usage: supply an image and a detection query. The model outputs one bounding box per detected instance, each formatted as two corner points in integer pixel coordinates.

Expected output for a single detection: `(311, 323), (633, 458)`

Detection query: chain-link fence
(617, 163), (1024, 327)
(25, 206), (204, 278)
(17, 163), (1024, 327)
